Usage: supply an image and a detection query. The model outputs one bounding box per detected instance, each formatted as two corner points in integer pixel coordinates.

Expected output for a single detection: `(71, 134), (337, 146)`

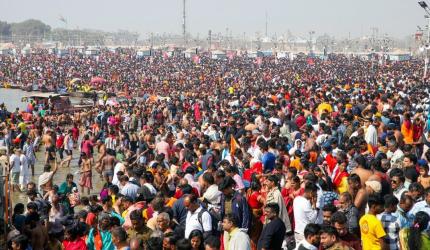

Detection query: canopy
(90, 77), (107, 84)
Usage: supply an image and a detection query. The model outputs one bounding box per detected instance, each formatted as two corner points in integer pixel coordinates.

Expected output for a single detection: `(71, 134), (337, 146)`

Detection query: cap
(418, 159), (428, 167)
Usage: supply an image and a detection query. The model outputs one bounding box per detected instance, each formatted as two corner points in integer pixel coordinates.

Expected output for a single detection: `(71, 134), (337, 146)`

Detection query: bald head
(129, 237), (143, 250)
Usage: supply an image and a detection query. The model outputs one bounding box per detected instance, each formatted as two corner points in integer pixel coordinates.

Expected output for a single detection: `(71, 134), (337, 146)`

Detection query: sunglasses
(391, 180), (398, 184)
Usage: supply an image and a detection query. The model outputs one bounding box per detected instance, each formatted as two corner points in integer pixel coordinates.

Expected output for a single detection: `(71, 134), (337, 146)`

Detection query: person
(390, 169), (408, 201)
(9, 148), (21, 192)
(418, 160), (430, 189)
(111, 226), (129, 250)
(409, 187), (430, 216)
(10, 235), (30, 250)
(294, 223), (320, 250)
(119, 175), (139, 200)
(399, 211), (430, 250)
(264, 175), (292, 232)
(18, 148), (30, 191)
(63, 224), (88, 250)
(378, 194), (400, 250)
(330, 212), (362, 250)
(395, 194), (414, 229)
(222, 213), (251, 250)
(25, 212), (49, 250)
(219, 176), (251, 233)
(319, 225), (354, 250)
(184, 193), (212, 239)
(204, 236), (221, 250)
(79, 152), (93, 195)
(126, 209), (153, 243)
(12, 203), (26, 233)
(189, 230), (205, 250)
(257, 203), (286, 250)
(293, 182), (320, 243)
(86, 212), (114, 250)
(60, 130), (74, 168)
(129, 238), (144, 250)
(322, 204), (337, 225)
(359, 194), (387, 250)
(38, 161), (58, 195)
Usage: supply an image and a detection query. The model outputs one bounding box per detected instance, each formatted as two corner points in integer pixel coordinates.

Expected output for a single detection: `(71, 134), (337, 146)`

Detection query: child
(68, 187), (81, 209)
(418, 160), (430, 189)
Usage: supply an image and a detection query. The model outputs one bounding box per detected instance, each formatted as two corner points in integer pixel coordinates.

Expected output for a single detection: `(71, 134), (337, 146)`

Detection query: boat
(21, 92), (92, 114)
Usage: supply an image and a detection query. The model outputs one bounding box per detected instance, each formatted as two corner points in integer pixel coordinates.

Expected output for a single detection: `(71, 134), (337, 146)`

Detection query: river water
(0, 88), (104, 206)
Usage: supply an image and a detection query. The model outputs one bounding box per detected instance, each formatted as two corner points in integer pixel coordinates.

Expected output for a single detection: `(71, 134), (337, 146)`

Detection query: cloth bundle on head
(365, 180), (381, 193)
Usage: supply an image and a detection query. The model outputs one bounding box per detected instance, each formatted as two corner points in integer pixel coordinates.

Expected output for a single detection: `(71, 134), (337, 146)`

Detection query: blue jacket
(220, 192), (251, 232)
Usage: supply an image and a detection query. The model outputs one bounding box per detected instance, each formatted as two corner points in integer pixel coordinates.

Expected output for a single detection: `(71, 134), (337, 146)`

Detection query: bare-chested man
(79, 152), (93, 195)
(24, 212), (48, 250)
(99, 149), (117, 183)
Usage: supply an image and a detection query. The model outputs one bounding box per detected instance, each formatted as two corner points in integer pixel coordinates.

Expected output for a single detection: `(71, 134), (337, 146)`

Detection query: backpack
(197, 207), (222, 236)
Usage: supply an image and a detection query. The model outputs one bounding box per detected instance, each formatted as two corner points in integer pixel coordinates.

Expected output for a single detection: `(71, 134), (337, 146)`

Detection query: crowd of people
(1, 49), (430, 250)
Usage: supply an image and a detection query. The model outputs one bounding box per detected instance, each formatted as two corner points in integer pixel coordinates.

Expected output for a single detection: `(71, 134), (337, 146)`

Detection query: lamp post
(419, 1), (430, 79)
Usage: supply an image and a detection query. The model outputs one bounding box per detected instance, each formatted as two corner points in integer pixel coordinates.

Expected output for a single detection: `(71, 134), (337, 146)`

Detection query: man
(222, 213), (251, 250)
(184, 193), (212, 239)
(386, 140), (403, 168)
(395, 193), (414, 228)
(330, 212), (362, 250)
(25, 212), (49, 250)
(359, 194), (387, 250)
(201, 172), (222, 210)
(260, 140), (276, 173)
(101, 196), (125, 225)
(119, 175), (139, 200)
(204, 236), (221, 250)
(60, 129), (74, 168)
(402, 154), (418, 189)
(378, 194), (400, 250)
(319, 225), (354, 250)
(172, 184), (193, 227)
(389, 169), (408, 200)
(322, 204), (337, 225)
(9, 148), (21, 192)
(257, 203), (286, 250)
(37, 161), (58, 195)
(409, 187), (430, 217)
(111, 226), (129, 250)
(100, 149), (117, 183)
(127, 209), (153, 242)
(338, 192), (359, 235)
(219, 176), (251, 233)
(294, 223), (320, 250)
(293, 182), (319, 243)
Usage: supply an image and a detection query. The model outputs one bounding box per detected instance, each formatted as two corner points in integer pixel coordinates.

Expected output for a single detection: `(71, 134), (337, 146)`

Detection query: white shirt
(295, 239), (318, 250)
(185, 207), (212, 239)
(19, 155), (29, 176)
(9, 154), (20, 173)
(293, 196), (319, 235)
(120, 182), (139, 200)
(112, 162), (125, 186)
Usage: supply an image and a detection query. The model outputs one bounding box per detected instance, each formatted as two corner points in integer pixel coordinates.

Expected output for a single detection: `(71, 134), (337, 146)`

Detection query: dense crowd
(1, 50), (430, 250)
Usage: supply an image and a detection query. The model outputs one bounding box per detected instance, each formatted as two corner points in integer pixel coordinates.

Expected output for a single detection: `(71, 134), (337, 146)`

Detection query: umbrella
(70, 78), (82, 84)
(90, 77), (107, 84)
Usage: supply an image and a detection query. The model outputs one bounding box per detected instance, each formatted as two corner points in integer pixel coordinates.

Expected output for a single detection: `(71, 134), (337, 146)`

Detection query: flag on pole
(230, 135), (240, 156)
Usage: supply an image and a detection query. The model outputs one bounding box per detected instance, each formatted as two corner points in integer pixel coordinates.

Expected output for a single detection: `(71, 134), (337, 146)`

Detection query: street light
(418, 1), (430, 79)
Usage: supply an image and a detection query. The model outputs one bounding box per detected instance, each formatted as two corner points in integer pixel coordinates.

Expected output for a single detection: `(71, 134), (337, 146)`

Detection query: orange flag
(230, 135), (240, 156)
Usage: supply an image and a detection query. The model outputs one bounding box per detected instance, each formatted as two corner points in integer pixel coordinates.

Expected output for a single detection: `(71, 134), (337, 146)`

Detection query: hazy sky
(0, 0), (426, 39)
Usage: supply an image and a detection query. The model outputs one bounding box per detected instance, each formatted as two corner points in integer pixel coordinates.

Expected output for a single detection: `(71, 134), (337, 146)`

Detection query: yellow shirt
(289, 158), (303, 172)
(359, 214), (386, 250)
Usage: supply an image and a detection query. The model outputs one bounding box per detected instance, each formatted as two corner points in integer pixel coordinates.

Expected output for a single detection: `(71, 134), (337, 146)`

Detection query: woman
(399, 211), (430, 250)
(246, 177), (264, 250)
(281, 175), (303, 231)
(264, 175), (291, 231)
(189, 230), (204, 250)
